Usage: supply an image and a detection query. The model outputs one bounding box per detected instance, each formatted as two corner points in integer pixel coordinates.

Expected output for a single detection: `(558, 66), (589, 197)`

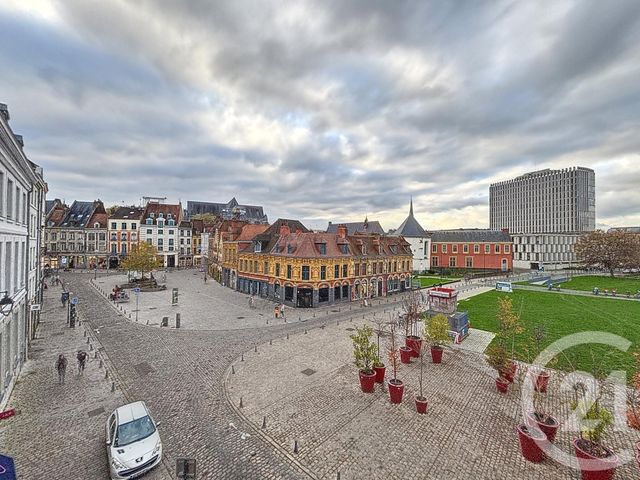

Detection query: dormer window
(390, 245), (398, 254)
(157, 220), (164, 228)
(158, 212), (164, 218)
(254, 242), (262, 253)
(317, 243), (327, 255)
(146, 218), (153, 225)
(287, 244), (294, 254)
(340, 244), (349, 254)
(362, 244), (367, 255)
(168, 219), (175, 226)
(167, 213), (172, 219)
(94, 222), (100, 228)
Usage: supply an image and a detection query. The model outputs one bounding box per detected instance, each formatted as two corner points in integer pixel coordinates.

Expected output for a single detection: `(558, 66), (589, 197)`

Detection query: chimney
(14, 134), (23, 147)
(279, 223), (291, 236)
(337, 224), (348, 238)
(0, 103), (9, 121)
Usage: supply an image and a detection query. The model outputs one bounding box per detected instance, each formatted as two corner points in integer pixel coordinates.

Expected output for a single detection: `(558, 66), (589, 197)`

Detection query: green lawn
(414, 276), (457, 287)
(559, 275), (640, 294)
(460, 289), (640, 378)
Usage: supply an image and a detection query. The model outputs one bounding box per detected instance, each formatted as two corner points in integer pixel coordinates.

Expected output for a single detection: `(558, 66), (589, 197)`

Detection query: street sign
(0, 453), (17, 479)
(176, 458), (196, 479)
(30, 304), (41, 311)
(133, 287), (141, 295)
(71, 296), (79, 305)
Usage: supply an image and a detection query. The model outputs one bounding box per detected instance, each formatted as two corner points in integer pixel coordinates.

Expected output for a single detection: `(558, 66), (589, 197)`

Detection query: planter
(358, 370), (376, 393)
(517, 424), (546, 463)
(533, 371), (550, 392)
(502, 363), (517, 383)
(415, 395), (428, 414)
(373, 364), (386, 384)
(400, 346), (413, 364)
(496, 376), (509, 394)
(406, 335), (422, 358)
(526, 411), (560, 442)
(388, 379), (405, 404)
(626, 408), (640, 429)
(573, 438), (618, 480)
(430, 346), (443, 364)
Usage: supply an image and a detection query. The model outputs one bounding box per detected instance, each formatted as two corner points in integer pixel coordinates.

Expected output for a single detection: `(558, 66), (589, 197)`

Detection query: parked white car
(106, 401), (163, 480)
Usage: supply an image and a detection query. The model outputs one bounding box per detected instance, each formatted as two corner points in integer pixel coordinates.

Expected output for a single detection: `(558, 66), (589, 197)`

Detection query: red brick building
(430, 229), (513, 272)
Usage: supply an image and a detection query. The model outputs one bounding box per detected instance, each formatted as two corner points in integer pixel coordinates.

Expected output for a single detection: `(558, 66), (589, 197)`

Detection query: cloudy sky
(1, 0), (639, 231)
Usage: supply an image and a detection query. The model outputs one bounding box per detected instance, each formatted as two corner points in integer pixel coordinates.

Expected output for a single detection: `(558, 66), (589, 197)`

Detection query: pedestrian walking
(280, 303), (285, 319)
(76, 350), (88, 374)
(204, 275), (207, 284)
(274, 305), (280, 318)
(55, 354), (68, 384)
(61, 292), (67, 307)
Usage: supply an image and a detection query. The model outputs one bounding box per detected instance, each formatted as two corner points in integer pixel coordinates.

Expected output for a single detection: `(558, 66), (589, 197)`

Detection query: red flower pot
(502, 363), (517, 383)
(573, 438), (618, 480)
(358, 370), (376, 393)
(400, 346), (413, 364)
(415, 395), (428, 414)
(430, 346), (443, 364)
(533, 371), (550, 392)
(388, 379), (404, 404)
(406, 335), (422, 357)
(526, 411), (559, 443)
(373, 364), (386, 384)
(517, 424), (546, 463)
(496, 376), (509, 393)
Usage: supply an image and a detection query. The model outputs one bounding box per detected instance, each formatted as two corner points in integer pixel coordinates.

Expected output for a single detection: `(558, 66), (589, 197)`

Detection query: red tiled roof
(236, 224), (269, 241)
(87, 212), (107, 228)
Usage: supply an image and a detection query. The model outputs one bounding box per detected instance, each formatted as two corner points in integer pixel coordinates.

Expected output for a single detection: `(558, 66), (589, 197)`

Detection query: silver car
(106, 401), (163, 480)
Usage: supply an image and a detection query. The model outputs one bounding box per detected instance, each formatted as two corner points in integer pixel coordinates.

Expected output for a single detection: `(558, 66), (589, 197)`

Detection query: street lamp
(0, 291), (15, 316)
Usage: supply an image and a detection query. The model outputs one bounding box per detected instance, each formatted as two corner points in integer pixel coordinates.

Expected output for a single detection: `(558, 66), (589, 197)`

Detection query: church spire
(409, 197), (414, 216)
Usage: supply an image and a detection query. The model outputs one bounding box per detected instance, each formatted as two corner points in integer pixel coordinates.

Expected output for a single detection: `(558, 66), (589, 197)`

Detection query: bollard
(287, 333), (289, 340)
(336, 320), (339, 326)
(94, 351), (98, 358)
(89, 343), (93, 351)
(266, 319), (269, 324)
(99, 359), (103, 369)
(298, 316), (301, 321)
(254, 344), (257, 353)
(350, 317), (352, 322)
(128, 313), (131, 319)
(105, 370), (109, 379)
(241, 353), (244, 362)
(111, 382), (115, 392)
(269, 339), (272, 346)
(176, 313), (181, 329)
(337, 472), (341, 480)
(363, 314), (365, 319)
(87, 337), (90, 344)
(262, 416), (267, 429)
(239, 397), (244, 408)
(304, 329), (307, 334)
(146, 319), (149, 325)
(231, 365), (235, 374)
(293, 440), (299, 454)
(83, 330), (86, 337)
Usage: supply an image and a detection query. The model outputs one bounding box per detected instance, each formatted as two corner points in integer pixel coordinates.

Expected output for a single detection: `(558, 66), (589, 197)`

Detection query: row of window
(431, 256), (510, 268)
(0, 240), (26, 295)
(0, 170), (28, 225)
(110, 222), (138, 230)
(432, 243), (511, 254)
(239, 259), (411, 279)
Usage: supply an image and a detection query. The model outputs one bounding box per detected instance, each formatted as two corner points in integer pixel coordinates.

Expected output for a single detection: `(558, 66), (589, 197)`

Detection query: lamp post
(0, 291), (15, 317)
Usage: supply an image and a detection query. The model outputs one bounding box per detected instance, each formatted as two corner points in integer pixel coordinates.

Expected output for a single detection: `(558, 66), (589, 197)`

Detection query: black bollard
(231, 365), (235, 374)
(239, 397), (244, 408)
(293, 440), (299, 454)
(262, 416), (267, 429)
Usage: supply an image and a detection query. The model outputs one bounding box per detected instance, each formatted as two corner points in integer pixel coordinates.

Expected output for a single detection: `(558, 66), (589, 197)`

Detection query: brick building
(107, 206), (144, 268)
(430, 229), (513, 273)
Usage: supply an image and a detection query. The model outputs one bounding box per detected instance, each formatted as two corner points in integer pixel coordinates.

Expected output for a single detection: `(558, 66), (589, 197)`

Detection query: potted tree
(372, 318), (387, 384)
(529, 325), (551, 392)
(415, 342), (428, 414)
(402, 291), (423, 358)
(425, 313), (451, 364)
(387, 323), (404, 404)
(350, 325), (377, 393)
(572, 382), (618, 480)
(525, 391), (560, 443)
(486, 343), (510, 393)
(516, 423), (547, 463)
(496, 297), (523, 383)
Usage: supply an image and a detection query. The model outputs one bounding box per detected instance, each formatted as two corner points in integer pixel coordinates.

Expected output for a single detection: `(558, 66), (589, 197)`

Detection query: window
(362, 244), (367, 255)
(168, 230), (174, 235)
(168, 239), (174, 246)
(505, 244), (511, 253)
(6, 180), (13, 219)
(302, 265), (310, 280)
(131, 233), (136, 241)
(432, 244), (437, 253)
(146, 218), (152, 225)
(121, 233), (127, 241)
(254, 242), (262, 253)
(110, 233), (117, 241)
(111, 222), (117, 229)
(474, 244), (480, 254)
(146, 239), (152, 245)
(88, 233), (95, 241)
(180, 238), (184, 245)
(158, 229), (164, 235)
(452, 245), (458, 253)
(287, 265), (292, 279)
(465, 256), (473, 268)
(94, 222), (100, 229)
(449, 256), (457, 267)
(320, 266), (326, 280)
(157, 239), (164, 246)
(495, 244), (500, 254)
(318, 243), (327, 255)
(275, 263), (280, 277)
(157, 220), (164, 228)
(463, 244), (469, 253)
(287, 244), (294, 254)
(111, 244), (117, 253)
(334, 264), (340, 278)
(264, 261), (269, 274)
(121, 222), (127, 230)
(432, 256), (438, 267)
(342, 264), (347, 277)
(0, 171), (3, 216)
(131, 224), (137, 230)
(484, 244), (490, 254)
(146, 229), (152, 235)
(442, 244), (447, 253)
(168, 219), (175, 226)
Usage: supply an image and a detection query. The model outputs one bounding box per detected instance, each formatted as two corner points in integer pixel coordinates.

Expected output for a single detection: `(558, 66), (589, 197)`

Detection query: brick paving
(226, 314), (640, 479)
(0, 282), (171, 480)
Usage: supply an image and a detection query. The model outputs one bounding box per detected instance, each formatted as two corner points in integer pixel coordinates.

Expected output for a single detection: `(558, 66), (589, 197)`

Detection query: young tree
(575, 230), (640, 277)
(120, 242), (159, 279)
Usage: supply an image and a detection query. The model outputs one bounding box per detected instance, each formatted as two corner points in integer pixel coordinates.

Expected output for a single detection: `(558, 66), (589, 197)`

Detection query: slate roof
(109, 206), (145, 220)
(430, 229), (511, 243)
(240, 219), (310, 254)
(186, 198), (267, 223)
(46, 203), (68, 227)
(394, 200), (427, 237)
(45, 200), (56, 216)
(142, 203), (183, 225)
(191, 219), (204, 234)
(326, 220), (385, 235)
(60, 201), (97, 228)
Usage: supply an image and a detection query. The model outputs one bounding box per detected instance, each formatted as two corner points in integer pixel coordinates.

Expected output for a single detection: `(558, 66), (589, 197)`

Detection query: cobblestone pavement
(0, 283), (171, 480)
(226, 316), (640, 480)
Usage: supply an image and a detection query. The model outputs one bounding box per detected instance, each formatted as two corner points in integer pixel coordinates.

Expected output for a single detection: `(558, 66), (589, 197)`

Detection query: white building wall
(405, 236), (431, 273)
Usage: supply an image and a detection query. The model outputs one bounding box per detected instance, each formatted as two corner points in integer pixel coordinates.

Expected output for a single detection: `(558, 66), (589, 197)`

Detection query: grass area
(460, 289), (640, 378)
(414, 276), (457, 287)
(559, 275), (640, 293)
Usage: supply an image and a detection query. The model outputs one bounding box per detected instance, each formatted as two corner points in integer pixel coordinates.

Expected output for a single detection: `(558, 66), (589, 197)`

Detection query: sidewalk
(0, 282), (169, 479)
